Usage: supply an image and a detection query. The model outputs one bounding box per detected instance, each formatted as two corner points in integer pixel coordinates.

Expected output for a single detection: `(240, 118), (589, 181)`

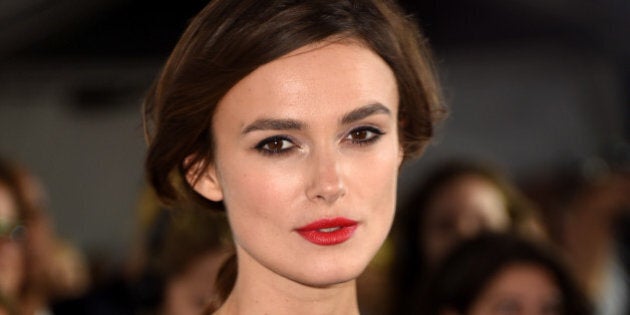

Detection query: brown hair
(391, 159), (544, 314)
(152, 207), (233, 312)
(0, 158), (38, 225)
(422, 232), (592, 315)
(143, 0), (444, 209)
(0, 158), (35, 299)
(0, 157), (71, 312)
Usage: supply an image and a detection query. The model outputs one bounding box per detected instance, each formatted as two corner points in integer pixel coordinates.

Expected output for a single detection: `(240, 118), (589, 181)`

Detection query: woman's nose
(305, 149), (346, 205)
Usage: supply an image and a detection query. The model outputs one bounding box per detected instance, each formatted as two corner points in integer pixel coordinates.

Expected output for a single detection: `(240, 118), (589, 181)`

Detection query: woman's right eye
(255, 136), (296, 155)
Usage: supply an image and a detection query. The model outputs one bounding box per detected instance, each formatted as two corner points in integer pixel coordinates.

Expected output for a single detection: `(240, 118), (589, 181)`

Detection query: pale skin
(190, 41), (402, 315)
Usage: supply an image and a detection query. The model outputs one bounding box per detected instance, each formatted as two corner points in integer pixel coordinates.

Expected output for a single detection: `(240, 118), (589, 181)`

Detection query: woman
(151, 207), (232, 315)
(0, 158), (24, 313)
(527, 164), (630, 315)
(143, 0), (443, 313)
(390, 160), (544, 313)
(0, 157), (90, 315)
(421, 232), (592, 315)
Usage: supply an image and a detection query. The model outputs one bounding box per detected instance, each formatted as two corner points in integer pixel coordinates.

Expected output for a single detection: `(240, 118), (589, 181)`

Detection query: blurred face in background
(467, 263), (563, 315)
(0, 183), (24, 297)
(421, 175), (510, 267)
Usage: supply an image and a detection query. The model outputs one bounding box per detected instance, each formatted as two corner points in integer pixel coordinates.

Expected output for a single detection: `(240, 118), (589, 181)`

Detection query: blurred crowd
(0, 153), (628, 315)
(0, 157), (89, 314)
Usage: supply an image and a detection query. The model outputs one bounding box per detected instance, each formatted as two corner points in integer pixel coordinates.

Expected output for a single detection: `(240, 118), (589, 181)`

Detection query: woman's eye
(345, 127), (384, 145)
(255, 136), (296, 155)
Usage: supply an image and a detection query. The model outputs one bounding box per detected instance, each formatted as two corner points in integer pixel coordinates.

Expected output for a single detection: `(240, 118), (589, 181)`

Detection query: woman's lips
(296, 217), (358, 246)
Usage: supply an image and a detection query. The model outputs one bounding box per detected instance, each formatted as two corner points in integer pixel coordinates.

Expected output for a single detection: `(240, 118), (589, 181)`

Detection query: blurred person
(421, 232), (592, 315)
(53, 189), (232, 315)
(133, 189), (233, 315)
(525, 159), (630, 315)
(391, 159), (544, 314)
(0, 167), (25, 311)
(156, 208), (233, 315)
(0, 159), (24, 312)
(565, 171), (629, 315)
(0, 156), (90, 315)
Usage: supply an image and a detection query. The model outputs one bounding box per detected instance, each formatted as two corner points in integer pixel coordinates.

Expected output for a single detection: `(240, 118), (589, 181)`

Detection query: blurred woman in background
(149, 206), (233, 315)
(525, 160), (630, 315)
(391, 159), (544, 314)
(421, 232), (591, 315)
(51, 189), (233, 315)
(0, 158), (24, 313)
(0, 156), (89, 315)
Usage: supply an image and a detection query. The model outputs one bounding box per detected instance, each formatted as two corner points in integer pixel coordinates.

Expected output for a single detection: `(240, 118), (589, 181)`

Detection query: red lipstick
(296, 217), (358, 246)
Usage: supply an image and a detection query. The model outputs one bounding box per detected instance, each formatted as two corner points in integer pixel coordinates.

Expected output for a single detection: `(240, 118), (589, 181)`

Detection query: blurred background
(0, 0), (627, 283)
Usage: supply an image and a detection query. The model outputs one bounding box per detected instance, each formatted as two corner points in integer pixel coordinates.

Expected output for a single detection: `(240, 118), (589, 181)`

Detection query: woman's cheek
(226, 161), (303, 214)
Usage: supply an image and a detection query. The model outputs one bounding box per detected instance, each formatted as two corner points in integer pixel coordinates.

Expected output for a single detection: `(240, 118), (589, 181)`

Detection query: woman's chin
(287, 261), (367, 288)
(296, 274), (359, 289)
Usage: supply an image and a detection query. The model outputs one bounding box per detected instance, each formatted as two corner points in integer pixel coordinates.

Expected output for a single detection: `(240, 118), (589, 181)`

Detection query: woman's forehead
(216, 42), (398, 120)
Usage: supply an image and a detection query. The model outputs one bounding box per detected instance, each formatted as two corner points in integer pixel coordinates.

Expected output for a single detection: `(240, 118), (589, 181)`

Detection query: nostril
(311, 182), (345, 203)
(307, 175), (346, 204)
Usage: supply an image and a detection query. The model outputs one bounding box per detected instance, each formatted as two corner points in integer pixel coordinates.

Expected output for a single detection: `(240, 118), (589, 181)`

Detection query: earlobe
(185, 158), (224, 202)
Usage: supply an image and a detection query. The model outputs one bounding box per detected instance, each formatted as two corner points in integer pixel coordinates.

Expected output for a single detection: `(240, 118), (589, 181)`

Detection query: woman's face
(0, 183), (24, 297)
(468, 263), (563, 315)
(422, 175), (510, 267)
(192, 42), (401, 287)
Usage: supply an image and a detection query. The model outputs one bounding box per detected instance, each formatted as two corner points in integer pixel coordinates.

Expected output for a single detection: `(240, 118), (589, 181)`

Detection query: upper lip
(296, 217), (358, 231)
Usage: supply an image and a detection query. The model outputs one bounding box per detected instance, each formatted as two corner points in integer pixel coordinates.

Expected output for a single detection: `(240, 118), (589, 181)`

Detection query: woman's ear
(185, 156), (224, 202)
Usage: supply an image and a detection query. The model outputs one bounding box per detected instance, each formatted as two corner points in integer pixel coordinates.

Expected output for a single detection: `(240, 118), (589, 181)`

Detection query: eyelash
(344, 126), (385, 146)
(254, 126), (385, 156)
(255, 135), (296, 156)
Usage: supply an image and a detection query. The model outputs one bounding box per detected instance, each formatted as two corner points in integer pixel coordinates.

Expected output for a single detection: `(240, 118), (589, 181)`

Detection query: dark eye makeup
(254, 135), (296, 156)
(254, 126), (385, 156)
(345, 126), (385, 146)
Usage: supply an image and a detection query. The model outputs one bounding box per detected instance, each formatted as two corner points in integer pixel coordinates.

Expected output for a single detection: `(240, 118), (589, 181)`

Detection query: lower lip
(296, 217), (358, 246)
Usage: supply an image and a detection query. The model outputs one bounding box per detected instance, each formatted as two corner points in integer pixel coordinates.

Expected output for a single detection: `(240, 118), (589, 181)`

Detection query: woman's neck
(213, 250), (360, 315)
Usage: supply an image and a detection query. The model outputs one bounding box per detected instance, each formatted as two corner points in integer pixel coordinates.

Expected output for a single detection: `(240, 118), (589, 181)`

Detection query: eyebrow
(242, 118), (305, 134)
(340, 103), (391, 125)
(241, 102), (391, 134)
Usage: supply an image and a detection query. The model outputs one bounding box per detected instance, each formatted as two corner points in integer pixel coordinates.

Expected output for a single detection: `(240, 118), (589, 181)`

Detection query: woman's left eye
(345, 126), (384, 145)
(255, 136), (296, 156)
